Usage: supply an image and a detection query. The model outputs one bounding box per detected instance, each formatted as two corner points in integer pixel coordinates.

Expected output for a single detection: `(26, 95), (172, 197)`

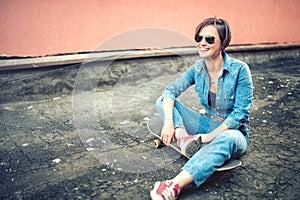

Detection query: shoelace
(177, 135), (195, 148)
(161, 181), (179, 200)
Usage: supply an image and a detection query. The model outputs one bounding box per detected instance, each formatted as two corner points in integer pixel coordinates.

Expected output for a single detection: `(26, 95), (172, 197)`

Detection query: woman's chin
(198, 51), (210, 59)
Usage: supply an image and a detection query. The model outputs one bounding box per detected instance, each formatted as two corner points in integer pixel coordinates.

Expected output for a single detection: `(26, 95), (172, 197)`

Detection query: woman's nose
(197, 39), (206, 47)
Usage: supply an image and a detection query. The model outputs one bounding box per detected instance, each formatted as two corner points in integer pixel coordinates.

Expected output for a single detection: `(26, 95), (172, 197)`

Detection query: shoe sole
(185, 136), (202, 158)
(150, 182), (161, 200)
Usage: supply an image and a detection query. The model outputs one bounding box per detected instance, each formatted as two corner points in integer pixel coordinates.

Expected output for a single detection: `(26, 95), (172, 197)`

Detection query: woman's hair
(195, 17), (231, 49)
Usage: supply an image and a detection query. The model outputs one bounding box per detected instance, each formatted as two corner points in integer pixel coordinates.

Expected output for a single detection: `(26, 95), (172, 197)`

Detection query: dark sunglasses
(195, 35), (215, 44)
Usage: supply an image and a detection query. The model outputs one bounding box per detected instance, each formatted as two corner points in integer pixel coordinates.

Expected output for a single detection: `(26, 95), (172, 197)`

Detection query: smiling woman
(194, 18), (231, 93)
(150, 17), (253, 200)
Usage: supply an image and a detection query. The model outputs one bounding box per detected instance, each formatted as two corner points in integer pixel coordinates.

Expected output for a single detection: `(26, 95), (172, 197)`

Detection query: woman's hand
(161, 120), (175, 146)
(198, 133), (212, 143)
(199, 123), (230, 143)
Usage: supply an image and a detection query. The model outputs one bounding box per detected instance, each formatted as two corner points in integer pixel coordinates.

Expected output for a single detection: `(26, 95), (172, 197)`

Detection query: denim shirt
(162, 52), (253, 134)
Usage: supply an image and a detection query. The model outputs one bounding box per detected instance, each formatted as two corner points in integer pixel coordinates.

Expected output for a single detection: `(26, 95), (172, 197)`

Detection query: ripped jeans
(156, 96), (248, 187)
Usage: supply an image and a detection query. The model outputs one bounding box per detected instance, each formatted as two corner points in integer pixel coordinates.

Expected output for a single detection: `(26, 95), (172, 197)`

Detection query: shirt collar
(222, 51), (233, 74)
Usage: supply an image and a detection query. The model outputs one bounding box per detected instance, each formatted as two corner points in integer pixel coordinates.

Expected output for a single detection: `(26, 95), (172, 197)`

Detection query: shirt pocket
(223, 89), (235, 108)
(195, 85), (207, 104)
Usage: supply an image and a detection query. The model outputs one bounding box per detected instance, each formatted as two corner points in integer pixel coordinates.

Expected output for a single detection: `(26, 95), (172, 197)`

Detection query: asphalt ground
(0, 55), (299, 200)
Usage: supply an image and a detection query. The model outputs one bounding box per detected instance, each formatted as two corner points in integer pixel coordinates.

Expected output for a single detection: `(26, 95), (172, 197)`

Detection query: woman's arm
(161, 98), (176, 146)
(223, 64), (253, 129)
(199, 123), (230, 143)
(160, 66), (197, 145)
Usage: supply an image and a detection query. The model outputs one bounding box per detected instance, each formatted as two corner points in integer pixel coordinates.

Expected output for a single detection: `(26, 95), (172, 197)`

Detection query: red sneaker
(150, 180), (180, 200)
(177, 135), (202, 158)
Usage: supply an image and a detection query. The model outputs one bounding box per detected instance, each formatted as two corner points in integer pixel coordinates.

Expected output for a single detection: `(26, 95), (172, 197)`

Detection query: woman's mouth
(198, 47), (209, 52)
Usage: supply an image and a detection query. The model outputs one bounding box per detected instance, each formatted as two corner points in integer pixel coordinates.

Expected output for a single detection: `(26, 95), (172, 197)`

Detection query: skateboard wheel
(154, 139), (163, 148)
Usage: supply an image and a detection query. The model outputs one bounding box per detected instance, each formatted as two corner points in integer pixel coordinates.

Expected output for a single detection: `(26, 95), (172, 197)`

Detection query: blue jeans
(156, 96), (248, 187)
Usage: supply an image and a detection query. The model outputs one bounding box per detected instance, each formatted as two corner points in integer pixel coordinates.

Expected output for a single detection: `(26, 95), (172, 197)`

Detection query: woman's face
(196, 25), (222, 60)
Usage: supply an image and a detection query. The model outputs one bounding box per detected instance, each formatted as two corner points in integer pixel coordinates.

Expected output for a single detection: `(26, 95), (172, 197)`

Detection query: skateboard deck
(147, 116), (242, 171)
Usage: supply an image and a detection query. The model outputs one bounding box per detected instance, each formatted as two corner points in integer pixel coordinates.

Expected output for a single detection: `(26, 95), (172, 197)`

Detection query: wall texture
(1, 0), (300, 56)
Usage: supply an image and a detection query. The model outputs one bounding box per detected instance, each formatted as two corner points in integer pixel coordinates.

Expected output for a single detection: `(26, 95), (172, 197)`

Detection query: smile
(198, 47), (210, 52)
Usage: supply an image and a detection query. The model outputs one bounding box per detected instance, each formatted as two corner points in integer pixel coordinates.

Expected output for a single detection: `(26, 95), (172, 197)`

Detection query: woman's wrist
(164, 119), (174, 126)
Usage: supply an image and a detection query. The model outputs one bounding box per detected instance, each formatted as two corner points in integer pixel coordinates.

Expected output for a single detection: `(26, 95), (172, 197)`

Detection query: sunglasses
(195, 35), (215, 44)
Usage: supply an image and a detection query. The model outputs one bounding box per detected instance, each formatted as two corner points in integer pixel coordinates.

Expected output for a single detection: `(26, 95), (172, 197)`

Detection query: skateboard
(147, 116), (242, 171)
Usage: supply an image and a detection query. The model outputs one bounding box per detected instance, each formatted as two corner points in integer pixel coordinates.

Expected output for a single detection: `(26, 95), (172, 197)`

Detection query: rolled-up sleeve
(223, 65), (253, 129)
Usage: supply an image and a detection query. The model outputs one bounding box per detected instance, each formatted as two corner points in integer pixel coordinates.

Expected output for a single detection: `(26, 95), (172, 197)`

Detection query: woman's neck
(205, 51), (224, 73)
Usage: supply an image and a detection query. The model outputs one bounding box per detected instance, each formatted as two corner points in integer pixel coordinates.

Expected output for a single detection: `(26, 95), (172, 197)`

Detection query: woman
(150, 17), (253, 199)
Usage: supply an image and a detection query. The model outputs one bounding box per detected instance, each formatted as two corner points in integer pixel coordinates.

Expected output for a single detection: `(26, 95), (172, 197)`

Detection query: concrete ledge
(0, 43), (299, 103)
(0, 43), (299, 71)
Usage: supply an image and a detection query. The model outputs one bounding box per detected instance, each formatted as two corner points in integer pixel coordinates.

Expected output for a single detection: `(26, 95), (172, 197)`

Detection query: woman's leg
(150, 129), (248, 199)
(156, 96), (210, 134)
(178, 129), (248, 188)
(156, 96), (219, 157)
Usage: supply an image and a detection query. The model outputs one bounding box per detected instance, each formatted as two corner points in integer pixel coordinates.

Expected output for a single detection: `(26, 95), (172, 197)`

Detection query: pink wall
(1, 0), (300, 56)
